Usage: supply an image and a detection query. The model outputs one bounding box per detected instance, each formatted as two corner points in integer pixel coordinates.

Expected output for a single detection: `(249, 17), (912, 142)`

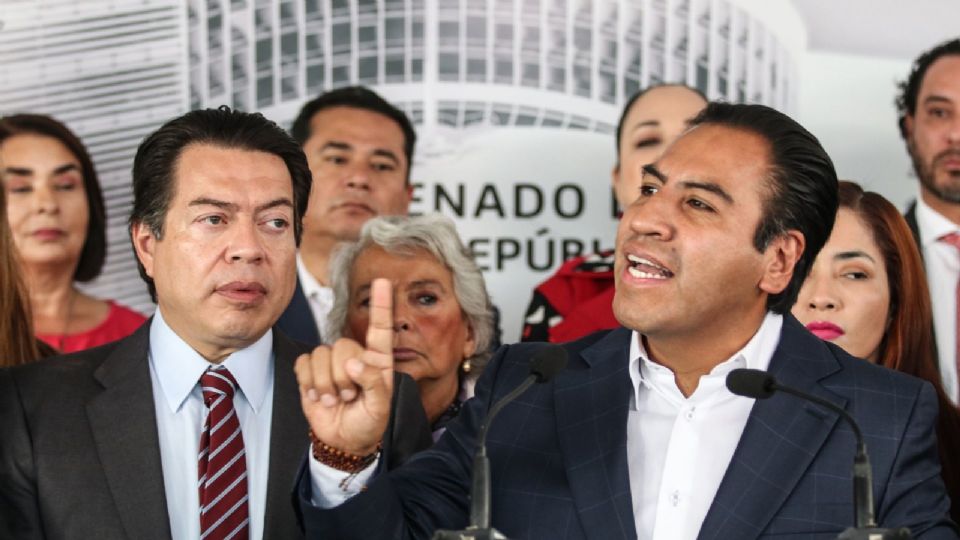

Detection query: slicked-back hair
(327, 214), (495, 377)
(0, 113), (106, 282)
(289, 86), (416, 182)
(690, 102), (839, 314)
(129, 106), (312, 300)
(896, 38), (960, 139)
(614, 83), (707, 161)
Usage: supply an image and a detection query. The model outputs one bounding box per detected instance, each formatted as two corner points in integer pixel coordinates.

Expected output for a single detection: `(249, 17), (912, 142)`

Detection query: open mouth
(626, 254), (674, 280)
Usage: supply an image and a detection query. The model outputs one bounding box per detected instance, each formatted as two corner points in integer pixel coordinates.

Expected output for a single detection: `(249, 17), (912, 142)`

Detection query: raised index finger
(365, 278), (394, 358)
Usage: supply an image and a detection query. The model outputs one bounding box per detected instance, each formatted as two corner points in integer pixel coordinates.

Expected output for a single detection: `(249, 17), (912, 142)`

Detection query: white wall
(795, 51), (917, 209)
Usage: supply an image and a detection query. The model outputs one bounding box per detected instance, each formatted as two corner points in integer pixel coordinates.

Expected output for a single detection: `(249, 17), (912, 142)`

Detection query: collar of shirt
(915, 195), (960, 247)
(148, 307), (274, 414)
(627, 312), (783, 409)
(297, 253), (334, 304)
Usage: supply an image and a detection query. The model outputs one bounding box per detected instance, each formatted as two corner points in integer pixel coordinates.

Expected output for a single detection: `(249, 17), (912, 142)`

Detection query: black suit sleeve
(879, 381), (957, 538)
(384, 372), (433, 469)
(296, 344), (512, 539)
(0, 368), (44, 540)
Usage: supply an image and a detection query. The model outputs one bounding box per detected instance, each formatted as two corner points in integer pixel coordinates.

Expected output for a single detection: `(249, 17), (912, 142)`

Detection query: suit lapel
(905, 202), (921, 255)
(276, 277), (322, 347)
(86, 323), (173, 539)
(905, 202), (941, 367)
(698, 317), (844, 540)
(555, 328), (637, 540)
(262, 332), (309, 539)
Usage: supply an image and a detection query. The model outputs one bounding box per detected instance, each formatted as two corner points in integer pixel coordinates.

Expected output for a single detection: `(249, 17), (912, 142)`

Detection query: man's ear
(903, 113), (916, 140)
(758, 230), (805, 296)
(130, 221), (158, 280)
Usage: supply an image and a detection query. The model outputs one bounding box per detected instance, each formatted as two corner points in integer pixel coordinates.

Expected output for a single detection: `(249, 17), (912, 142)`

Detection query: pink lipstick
(805, 321), (844, 341)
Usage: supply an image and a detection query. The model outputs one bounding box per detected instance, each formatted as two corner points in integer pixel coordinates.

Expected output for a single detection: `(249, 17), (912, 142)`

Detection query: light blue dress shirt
(147, 308), (275, 540)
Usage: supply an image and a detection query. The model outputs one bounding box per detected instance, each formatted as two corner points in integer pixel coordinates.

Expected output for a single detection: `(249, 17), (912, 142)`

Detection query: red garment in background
(37, 301), (147, 354)
(521, 249), (619, 343)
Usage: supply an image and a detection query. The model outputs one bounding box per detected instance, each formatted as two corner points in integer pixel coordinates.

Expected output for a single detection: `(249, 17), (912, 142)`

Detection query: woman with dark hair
(0, 114), (145, 353)
(0, 186), (55, 365)
(792, 180), (960, 521)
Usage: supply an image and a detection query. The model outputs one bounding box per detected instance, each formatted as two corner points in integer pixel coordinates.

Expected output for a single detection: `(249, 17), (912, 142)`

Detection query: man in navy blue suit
(275, 86), (415, 346)
(292, 102), (956, 539)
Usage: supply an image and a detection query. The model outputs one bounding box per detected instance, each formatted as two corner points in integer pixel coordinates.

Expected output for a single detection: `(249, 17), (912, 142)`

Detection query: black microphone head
(530, 345), (568, 383)
(726, 368), (777, 399)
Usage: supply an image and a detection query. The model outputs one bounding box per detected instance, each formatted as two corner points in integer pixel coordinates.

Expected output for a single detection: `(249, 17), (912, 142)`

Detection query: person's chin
(211, 316), (272, 344)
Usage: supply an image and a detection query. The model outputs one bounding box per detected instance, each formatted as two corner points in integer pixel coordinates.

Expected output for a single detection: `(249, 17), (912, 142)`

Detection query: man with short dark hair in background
(276, 86), (415, 346)
(0, 107), (429, 539)
(899, 38), (960, 404)
(292, 102), (955, 539)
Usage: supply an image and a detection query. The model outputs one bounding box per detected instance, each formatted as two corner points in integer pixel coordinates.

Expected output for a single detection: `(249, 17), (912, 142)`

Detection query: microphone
(726, 369), (911, 540)
(433, 345), (568, 540)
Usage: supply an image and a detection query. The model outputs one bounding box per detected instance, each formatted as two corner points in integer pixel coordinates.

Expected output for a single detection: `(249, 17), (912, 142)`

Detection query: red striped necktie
(198, 367), (249, 540)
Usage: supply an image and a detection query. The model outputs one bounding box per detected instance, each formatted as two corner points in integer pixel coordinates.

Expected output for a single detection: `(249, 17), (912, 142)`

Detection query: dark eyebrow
(255, 198), (294, 213)
(189, 197), (237, 211)
(642, 163), (665, 182)
(53, 164), (80, 175)
(631, 120), (660, 131)
(922, 95), (953, 107)
(189, 197), (294, 214)
(322, 141), (400, 165)
(321, 141), (352, 152)
(834, 250), (876, 263)
(3, 166), (32, 176)
(371, 149), (400, 165)
(641, 164), (733, 205)
(3, 163), (79, 177)
(677, 181), (734, 205)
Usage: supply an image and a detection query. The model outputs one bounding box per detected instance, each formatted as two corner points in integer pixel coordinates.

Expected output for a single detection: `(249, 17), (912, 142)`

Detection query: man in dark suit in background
(0, 107), (429, 539)
(292, 102), (954, 539)
(899, 38), (960, 404)
(275, 86), (415, 346)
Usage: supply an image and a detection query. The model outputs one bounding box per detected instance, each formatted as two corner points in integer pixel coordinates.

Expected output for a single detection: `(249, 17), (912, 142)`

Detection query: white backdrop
(1, 0), (957, 343)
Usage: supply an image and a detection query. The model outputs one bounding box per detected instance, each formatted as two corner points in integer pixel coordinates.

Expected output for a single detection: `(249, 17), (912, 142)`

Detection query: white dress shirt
(309, 313), (783, 538)
(297, 254), (335, 342)
(148, 308), (276, 540)
(915, 196), (960, 404)
(628, 312), (782, 540)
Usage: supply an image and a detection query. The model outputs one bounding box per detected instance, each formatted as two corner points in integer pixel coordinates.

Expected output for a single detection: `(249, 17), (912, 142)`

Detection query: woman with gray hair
(327, 213), (495, 437)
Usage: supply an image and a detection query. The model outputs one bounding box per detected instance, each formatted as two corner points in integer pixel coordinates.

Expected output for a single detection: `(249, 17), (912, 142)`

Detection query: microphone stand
(433, 345), (567, 540)
(753, 378), (913, 540)
(431, 377), (535, 540)
(725, 370), (916, 540)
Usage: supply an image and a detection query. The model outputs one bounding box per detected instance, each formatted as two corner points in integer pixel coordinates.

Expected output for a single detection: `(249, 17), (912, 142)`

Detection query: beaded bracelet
(309, 430), (381, 474)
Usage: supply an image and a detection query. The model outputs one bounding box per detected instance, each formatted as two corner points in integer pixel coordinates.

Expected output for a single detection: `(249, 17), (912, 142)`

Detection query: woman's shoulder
(105, 301), (148, 328)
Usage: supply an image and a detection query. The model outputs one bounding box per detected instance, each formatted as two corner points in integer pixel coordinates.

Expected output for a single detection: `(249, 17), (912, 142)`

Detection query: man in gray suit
(0, 107), (429, 539)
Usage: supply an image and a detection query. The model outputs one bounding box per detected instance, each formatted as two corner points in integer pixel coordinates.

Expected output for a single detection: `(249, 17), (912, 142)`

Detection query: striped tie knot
(200, 367), (239, 407)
